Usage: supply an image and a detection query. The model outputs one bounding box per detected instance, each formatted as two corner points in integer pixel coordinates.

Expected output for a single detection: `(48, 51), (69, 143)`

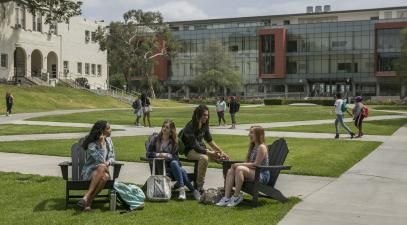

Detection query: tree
(0, 0), (82, 24)
(193, 39), (241, 96)
(395, 28), (407, 98)
(96, 9), (179, 99)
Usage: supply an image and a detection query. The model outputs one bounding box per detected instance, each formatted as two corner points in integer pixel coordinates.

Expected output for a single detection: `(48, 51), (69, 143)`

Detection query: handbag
(143, 106), (152, 113)
(146, 158), (172, 201)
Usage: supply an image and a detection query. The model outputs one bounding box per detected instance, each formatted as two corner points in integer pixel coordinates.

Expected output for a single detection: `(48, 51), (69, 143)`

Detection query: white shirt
(334, 99), (344, 115)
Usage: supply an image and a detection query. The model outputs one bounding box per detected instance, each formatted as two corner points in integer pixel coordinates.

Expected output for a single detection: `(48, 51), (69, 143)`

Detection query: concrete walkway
(279, 122), (407, 225)
(0, 152), (334, 199)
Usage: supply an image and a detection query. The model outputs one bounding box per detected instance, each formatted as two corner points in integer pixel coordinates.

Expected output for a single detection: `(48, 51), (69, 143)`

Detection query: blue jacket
(81, 137), (115, 180)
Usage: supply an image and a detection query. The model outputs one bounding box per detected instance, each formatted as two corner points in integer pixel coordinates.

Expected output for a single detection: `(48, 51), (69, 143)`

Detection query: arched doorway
(14, 47), (27, 82)
(31, 49), (43, 77)
(47, 51), (58, 78)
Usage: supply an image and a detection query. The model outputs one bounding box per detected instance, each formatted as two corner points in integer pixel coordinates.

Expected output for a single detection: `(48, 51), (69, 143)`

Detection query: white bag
(146, 158), (172, 201)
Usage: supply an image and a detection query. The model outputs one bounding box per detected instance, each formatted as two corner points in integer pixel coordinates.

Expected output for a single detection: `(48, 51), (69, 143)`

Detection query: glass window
(77, 62), (82, 74)
(85, 63), (89, 75)
(37, 14), (42, 32)
(384, 11), (392, 19)
(91, 32), (96, 42)
(97, 65), (102, 76)
(287, 40), (297, 52)
(1, 54), (8, 68)
(85, 31), (90, 43)
(91, 64), (96, 75)
(377, 29), (401, 52)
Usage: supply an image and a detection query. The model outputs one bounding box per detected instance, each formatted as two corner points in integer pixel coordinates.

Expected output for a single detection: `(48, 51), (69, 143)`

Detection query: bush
(75, 77), (89, 89)
(264, 99), (333, 106)
(264, 99), (283, 105)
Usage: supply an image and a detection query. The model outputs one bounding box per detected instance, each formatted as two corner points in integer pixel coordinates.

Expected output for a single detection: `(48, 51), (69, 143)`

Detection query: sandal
(76, 199), (87, 209)
(83, 206), (92, 212)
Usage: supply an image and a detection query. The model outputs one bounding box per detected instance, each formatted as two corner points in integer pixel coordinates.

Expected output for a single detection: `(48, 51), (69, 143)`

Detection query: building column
(304, 83), (309, 97)
(263, 85), (267, 97)
(186, 86), (190, 99)
(376, 82), (380, 96)
(401, 83), (406, 98)
(168, 86), (172, 99)
(284, 84), (288, 98)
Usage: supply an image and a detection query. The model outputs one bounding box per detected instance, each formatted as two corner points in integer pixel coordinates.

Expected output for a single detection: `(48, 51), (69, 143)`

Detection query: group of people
(132, 93), (152, 127)
(215, 96), (241, 129)
(78, 104), (269, 210)
(333, 93), (367, 139)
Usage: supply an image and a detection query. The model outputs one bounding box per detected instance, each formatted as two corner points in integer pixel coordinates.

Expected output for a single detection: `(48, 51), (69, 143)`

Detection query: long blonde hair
(246, 126), (265, 161)
(156, 119), (177, 152)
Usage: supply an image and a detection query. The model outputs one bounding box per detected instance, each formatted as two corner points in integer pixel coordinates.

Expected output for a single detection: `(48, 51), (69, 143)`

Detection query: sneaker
(227, 195), (243, 207)
(193, 190), (201, 201)
(178, 187), (186, 200)
(350, 132), (355, 139)
(334, 134), (339, 139)
(216, 197), (230, 206)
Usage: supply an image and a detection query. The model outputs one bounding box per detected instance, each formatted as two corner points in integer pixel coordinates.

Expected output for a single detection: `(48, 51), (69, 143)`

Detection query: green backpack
(341, 100), (347, 113)
(177, 129), (186, 155)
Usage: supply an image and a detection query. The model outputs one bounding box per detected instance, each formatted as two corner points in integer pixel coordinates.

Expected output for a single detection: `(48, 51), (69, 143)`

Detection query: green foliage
(264, 99), (333, 106)
(109, 73), (126, 88)
(264, 99), (284, 105)
(74, 77), (89, 89)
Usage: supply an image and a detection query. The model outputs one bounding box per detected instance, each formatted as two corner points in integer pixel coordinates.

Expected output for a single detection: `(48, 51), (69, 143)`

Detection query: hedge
(264, 99), (333, 106)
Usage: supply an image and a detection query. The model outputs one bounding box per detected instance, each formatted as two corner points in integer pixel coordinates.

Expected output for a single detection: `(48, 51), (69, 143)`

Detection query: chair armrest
(111, 162), (124, 179)
(58, 161), (71, 180)
(254, 165), (292, 171)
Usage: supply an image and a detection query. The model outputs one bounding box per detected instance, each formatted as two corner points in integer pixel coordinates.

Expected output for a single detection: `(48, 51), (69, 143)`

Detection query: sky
(81, 0), (407, 22)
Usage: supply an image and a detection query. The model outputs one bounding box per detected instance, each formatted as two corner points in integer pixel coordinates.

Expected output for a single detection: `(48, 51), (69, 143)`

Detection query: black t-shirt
(182, 121), (212, 155)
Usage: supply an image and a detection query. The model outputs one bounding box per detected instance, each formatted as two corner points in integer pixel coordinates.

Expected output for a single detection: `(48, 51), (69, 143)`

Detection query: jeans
(170, 160), (194, 191)
(335, 114), (352, 134)
(217, 111), (226, 125)
(230, 113), (236, 124)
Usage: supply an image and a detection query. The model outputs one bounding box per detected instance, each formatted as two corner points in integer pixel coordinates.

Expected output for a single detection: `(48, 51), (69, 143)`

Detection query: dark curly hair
(192, 104), (210, 130)
(82, 120), (108, 150)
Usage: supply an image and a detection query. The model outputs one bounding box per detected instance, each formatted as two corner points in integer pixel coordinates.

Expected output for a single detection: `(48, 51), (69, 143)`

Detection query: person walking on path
(333, 93), (355, 139)
(132, 96), (143, 127)
(181, 104), (229, 191)
(216, 96), (227, 126)
(78, 120), (116, 211)
(146, 119), (201, 201)
(5, 91), (14, 116)
(216, 126), (270, 207)
(141, 93), (152, 127)
(352, 96), (366, 138)
(229, 96), (240, 129)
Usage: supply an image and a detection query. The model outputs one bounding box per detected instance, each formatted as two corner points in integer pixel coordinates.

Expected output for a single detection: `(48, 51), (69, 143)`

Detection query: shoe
(216, 197), (230, 206)
(334, 134), (339, 139)
(178, 187), (186, 200)
(350, 132), (355, 139)
(76, 198), (87, 209)
(193, 190), (201, 201)
(227, 195), (243, 207)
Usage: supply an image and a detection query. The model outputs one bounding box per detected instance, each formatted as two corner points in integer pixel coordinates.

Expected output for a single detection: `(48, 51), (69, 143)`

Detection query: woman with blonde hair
(216, 126), (270, 207)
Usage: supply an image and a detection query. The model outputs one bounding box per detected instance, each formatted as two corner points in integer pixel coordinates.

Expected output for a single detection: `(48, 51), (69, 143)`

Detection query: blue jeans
(170, 160), (195, 191)
(335, 114), (353, 135)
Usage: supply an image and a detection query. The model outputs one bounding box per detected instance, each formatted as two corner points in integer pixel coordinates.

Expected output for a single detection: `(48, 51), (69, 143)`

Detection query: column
(376, 82), (380, 96)
(284, 84), (288, 98)
(401, 83), (406, 98)
(263, 85), (267, 97)
(186, 86), (190, 99)
(168, 86), (172, 99)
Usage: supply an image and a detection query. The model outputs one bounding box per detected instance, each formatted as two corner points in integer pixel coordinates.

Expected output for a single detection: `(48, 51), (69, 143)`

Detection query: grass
(268, 118), (407, 136)
(0, 135), (381, 177)
(0, 172), (299, 225)
(372, 105), (407, 111)
(0, 124), (91, 136)
(28, 105), (395, 126)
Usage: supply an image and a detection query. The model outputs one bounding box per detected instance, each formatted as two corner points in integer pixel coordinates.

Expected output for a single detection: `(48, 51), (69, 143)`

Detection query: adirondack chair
(58, 142), (123, 209)
(222, 138), (291, 206)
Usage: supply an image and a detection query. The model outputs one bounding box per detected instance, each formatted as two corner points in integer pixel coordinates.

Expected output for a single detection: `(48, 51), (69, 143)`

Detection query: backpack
(362, 106), (369, 117)
(113, 181), (145, 211)
(236, 102), (240, 112)
(146, 159), (172, 201)
(132, 100), (140, 110)
(177, 129), (186, 155)
(341, 100), (347, 113)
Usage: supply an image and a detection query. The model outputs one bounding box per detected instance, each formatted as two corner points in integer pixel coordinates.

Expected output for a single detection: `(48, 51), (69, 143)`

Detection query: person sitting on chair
(147, 119), (201, 201)
(216, 126), (270, 207)
(78, 120), (115, 211)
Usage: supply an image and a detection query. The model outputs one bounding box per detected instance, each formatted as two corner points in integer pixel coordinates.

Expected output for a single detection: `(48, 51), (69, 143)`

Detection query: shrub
(264, 99), (283, 105)
(75, 77), (90, 89)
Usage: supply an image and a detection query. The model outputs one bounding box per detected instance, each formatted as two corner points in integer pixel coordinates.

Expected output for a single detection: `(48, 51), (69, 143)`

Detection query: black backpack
(132, 100), (140, 110)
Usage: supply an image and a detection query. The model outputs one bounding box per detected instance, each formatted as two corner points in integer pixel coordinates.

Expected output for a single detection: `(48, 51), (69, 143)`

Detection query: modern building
(160, 5), (407, 98)
(0, 1), (108, 89)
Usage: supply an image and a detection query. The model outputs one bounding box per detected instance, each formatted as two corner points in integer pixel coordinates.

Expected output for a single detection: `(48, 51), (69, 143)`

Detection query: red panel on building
(258, 28), (287, 79)
(153, 39), (168, 81)
(375, 22), (407, 77)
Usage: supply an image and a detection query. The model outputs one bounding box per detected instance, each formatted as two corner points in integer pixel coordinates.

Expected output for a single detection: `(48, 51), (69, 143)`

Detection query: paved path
(0, 152), (334, 199)
(279, 122), (407, 225)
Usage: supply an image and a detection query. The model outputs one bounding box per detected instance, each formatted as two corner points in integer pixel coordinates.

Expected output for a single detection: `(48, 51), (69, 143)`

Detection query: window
(85, 63), (89, 75)
(15, 7), (26, 28)
(37, 14), (42, 32)
(1, 54), (8, 68)
(229, 45), (238, 52)
(63, 61), (69, 74)
(91, 32), (96, 42)
(97, 65), (102, 76)
(85, 30), (90, 43)
(32, 13), (36, 31)
(370, 16), (379, 20)
(283, 20), (290, 25)
(77, 62), (82, 74)
(287, 40), (297, 52)
(384, 11), (392, 19)
(91, 64), (95, 75)
(397, 10), (407, 18)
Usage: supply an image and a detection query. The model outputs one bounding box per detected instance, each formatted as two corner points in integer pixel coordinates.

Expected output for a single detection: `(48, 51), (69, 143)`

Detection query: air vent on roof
(315, 6), (322, 13)
(306, 6), (313, 13)
(324, 5), (331, 12)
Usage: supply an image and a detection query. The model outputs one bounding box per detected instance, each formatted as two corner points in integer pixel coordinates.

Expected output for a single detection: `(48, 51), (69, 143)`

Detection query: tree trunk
(147, 75), (156, 99)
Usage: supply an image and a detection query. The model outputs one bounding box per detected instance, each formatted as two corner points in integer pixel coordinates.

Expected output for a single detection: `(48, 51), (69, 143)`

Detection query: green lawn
(0, 124), (91, 136)
(28, 105), (395, 126)
(268, 118), (407, 136)
(373, 105), (407, 112)
(0, 172), (299, 225)
(0, 135), (381, 177)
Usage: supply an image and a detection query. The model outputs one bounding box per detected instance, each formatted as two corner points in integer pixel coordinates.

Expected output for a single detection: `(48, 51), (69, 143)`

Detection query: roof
(168, 5), (407, 24)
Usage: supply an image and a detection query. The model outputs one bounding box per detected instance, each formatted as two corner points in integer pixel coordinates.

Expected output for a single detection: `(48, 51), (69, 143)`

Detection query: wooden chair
(58, 142), (123, 209)
(222, 138), (291, 206)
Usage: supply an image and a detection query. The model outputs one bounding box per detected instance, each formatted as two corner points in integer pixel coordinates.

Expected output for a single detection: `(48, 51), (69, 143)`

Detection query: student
(146, 119), (201, 200)
(352, 96), (365, 138)
(78, 120), (115, 211)
(215, 96), (227, 126)
(182, 105), (228, 191)
(333, 93), (355, 139)
(141, 93), (152, 127)
(132, 96), (143, 126)
(216, 126), (270, 207)
(5, 91), (14, 116)
(229, 96), (240, 129)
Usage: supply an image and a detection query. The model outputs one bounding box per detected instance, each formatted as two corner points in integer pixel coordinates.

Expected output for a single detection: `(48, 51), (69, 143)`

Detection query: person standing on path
(216, 96), (227, 126)
(5, 91), (14, 116)
(141, 93), (152, 127)
(352, 96), (366, 138)
(229, 96), (240, 129)
(333, 93), (355, 139)
(132, 96), (143, 127)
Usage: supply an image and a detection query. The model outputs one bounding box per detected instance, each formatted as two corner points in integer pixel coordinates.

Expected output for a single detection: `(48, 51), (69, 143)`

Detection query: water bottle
(110, 191), (116, 211)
